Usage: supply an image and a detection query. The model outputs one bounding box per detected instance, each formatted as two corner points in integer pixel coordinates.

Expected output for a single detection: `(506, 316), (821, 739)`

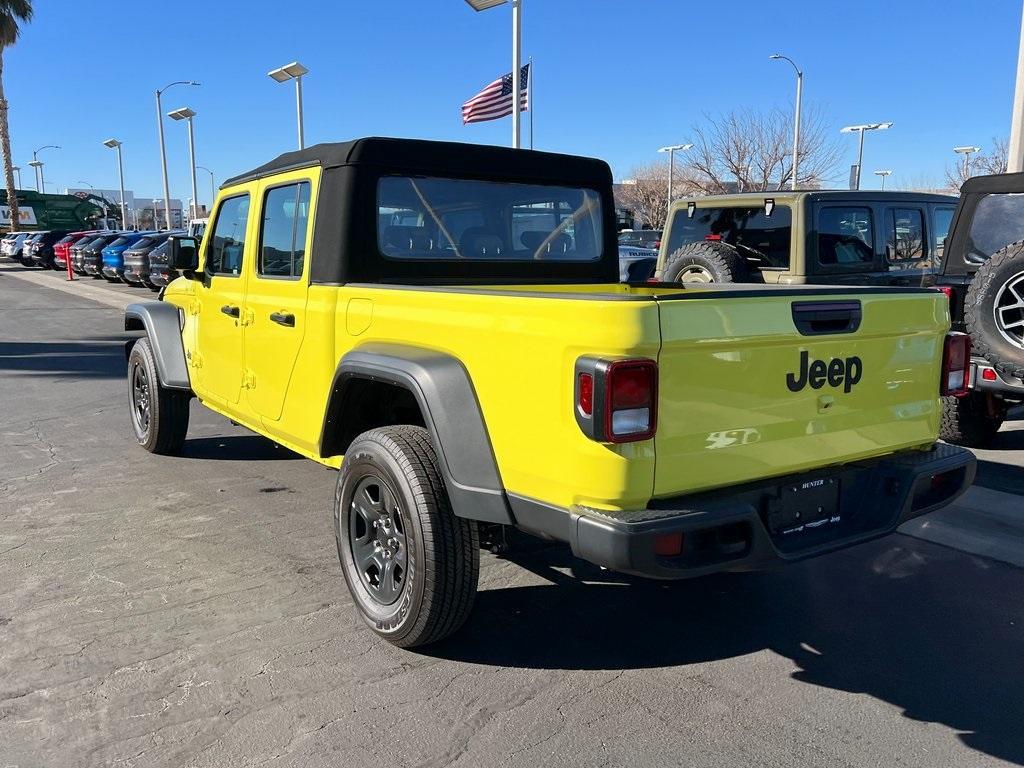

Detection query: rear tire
(335, 425), (479, 648)
(660, 241), (749, 283)
(127, 337), (190, 454)
(965, 241), (1024, 380)
(939, 392), (1004, 448)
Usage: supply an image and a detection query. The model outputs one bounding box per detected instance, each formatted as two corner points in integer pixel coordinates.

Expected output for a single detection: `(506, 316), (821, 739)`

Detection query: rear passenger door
(809, 204), (887, 285)
(243, 175), (315, 422)
(883, 206), (931, 285)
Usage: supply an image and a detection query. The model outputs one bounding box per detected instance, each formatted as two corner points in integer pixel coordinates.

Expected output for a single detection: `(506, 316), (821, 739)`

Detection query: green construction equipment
(0, 189), (117, 232)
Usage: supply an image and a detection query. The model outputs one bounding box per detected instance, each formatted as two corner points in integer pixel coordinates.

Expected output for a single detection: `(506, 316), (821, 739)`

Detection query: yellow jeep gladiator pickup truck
(124, 138), (975, 647)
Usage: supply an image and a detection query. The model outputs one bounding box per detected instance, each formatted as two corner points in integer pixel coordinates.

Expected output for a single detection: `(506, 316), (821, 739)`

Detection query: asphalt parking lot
(2, 265), (1024, 768)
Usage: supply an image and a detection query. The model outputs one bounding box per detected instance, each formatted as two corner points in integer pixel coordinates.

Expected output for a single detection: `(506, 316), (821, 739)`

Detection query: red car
(53, 231), (100, 270)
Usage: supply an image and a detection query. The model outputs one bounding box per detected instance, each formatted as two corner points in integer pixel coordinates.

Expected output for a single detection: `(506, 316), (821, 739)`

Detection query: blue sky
(8, 0), (1022, 206)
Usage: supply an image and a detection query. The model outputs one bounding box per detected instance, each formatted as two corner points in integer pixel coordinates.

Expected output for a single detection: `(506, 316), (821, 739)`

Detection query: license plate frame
(765, 476), (841, 536)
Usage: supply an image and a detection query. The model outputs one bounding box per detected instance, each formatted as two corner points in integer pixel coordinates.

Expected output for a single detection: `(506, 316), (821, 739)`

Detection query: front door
(243, 178), (314, 422)
(193, 192), (253, 406)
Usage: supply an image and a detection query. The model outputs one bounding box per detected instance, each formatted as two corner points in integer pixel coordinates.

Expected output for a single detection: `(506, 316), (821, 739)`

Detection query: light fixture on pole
(769, 54), (803, 191)
(12, 165), (21, 189)
(464, 0), (523, 149)
(658, 143), (692, 213)
(31, 145), (59, 193)
(268, 61), (310, 150)
(197, 165), (215, 211)
(102, 138), (128, 231)
(167, 107), (199, 221)
(840, 123), (892, 190)
(27, 160), (43, 193)
(156, 80), (200, 229)
(953, 145), (981, 180)
(873, 169), (892, 190)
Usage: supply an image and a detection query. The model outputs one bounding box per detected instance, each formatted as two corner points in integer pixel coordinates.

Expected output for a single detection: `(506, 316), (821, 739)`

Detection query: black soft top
(221, 137), (620, 285)
(222, 137), (613, 190)
(959, 171), (1024, 195)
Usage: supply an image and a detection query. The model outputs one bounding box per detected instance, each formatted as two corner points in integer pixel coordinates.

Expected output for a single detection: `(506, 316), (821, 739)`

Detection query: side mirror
(169, 235), (199, 273)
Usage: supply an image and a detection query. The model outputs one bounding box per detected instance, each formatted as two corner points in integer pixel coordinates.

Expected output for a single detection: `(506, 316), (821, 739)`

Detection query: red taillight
(605, 360), (657, 442)
(938, 286), (954, 300)
(653, 240), (661, 249)
(653, 532), (683, 557)
(574, 357), (658, 443)
(982, 367), (997, 381)
(577, 372), (593, 417)
(941, 333), (970, 396)
(705, 234), (722, 241)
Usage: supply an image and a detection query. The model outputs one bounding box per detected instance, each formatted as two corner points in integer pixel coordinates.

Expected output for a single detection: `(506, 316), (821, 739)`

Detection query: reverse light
(941, 333), (971, 396)
(574, 357), (658, 443)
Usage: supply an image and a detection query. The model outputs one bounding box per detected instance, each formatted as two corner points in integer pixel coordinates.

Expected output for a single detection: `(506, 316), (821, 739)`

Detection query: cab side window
(817, 207), (874, 266)
(259, 182), (311, 279)
(885, 208), (925, 263)
(206, 194), (250, 276)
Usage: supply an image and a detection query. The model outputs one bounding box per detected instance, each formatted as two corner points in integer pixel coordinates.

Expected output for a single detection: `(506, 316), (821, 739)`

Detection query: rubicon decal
(786, 351), (862, 393)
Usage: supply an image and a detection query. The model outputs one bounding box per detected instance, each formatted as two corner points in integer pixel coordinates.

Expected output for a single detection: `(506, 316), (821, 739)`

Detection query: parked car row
(2, 229), (186, 290)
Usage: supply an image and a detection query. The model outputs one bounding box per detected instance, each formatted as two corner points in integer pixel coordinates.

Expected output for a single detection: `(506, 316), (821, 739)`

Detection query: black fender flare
(123, 302), (191, 391)
(320, 343), (513, 525)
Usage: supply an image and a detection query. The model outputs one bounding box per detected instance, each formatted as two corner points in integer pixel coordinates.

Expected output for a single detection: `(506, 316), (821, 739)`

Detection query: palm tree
(0, 1), (32, 231)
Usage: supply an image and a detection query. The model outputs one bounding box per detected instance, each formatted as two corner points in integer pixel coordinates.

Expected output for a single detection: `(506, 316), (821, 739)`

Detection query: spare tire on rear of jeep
(965, 240), (1024, 380)
(660, 241), (749, 284)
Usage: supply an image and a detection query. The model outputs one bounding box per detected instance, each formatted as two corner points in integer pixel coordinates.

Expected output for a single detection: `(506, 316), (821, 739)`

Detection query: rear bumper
(512, 444), (975, 579)
(970, 359), (1024, 399)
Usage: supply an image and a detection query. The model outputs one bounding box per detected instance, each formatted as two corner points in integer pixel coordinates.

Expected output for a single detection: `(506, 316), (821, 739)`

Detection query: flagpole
(529, 57), (534, 150)
(511, 0), (522, 148)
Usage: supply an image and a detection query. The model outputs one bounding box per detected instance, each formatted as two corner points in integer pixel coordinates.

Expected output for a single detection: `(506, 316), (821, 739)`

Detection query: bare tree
(616, 161), (673, 229)
(680, 105), (841, 194)
(944, 137), (1008, 191)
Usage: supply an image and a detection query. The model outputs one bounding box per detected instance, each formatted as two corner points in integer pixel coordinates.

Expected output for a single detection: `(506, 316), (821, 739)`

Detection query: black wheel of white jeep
(661, 241), (749, 283)
(127, 337), (190, 455)
(965, 241), (1024, 380)
(939, 392), (1004, 448)
(335, 426), (479, 648)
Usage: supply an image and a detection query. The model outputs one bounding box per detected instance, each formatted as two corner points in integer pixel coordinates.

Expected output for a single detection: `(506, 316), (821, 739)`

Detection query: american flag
(462, 64), (530, 125)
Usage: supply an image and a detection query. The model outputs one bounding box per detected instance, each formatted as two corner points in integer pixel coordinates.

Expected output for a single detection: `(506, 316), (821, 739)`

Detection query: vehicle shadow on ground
(0, 340), (126, 379)
(180, 434), (304, 461)
(429, 539), (1024, 765)
(976, 458), (1024, 495)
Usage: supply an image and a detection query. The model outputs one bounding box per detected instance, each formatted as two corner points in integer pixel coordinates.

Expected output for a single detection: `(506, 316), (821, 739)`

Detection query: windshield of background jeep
(665, 206), (792, 269)
(964, 193), (1024, 264)
(377, 176), (603, 261)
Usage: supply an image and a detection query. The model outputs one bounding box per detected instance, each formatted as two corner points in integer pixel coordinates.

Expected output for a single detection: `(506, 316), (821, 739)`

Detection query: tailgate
(653, 289), (948, 498)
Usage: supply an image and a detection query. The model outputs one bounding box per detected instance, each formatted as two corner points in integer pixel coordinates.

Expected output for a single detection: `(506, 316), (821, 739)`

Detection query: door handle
(220, 305), (240, 318)
(270, 311), (296, 327)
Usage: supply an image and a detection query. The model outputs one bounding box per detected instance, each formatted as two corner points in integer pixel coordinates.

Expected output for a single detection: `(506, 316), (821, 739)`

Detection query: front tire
(335, 426), (479, 648)
(127, 337), (190, 454)
(939, 392), (1004, 447)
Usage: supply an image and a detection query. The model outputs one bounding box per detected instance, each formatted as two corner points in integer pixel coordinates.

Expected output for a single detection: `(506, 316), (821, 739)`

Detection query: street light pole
(953, 145), (981, 181)
(31, 145), (59, 193)
(770, 54), (803, 190)
(156, 81), (200, 229)
(841, 123), (893, 190)
(463, 0), (523, 149)
(12, 165), (21, 189)
(169, 108), (199, 221)
(268, 62), (310, 150)
(873, 169), (892, 190)
(658, 143), (692, 217)
(197, 166), (215, 210)
(103, 139), (128, 231)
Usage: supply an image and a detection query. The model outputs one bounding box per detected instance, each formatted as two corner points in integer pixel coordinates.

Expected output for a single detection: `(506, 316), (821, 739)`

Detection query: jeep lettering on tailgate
(786, 350), (863, 393)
